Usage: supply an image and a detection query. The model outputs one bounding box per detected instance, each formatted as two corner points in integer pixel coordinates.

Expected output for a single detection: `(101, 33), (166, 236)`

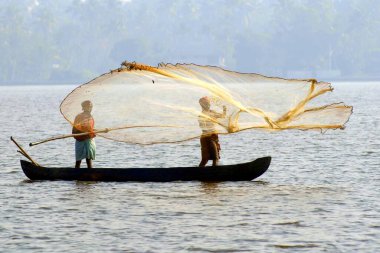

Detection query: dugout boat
(12, 137), (270, 182)
(20, 157), (271, 182)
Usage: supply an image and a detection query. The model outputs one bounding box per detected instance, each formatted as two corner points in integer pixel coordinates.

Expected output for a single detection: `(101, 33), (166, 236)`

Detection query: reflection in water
(250, 180), (270, 186)
(75, 180), (99, 189)
(19, 179), (35, 184)
(200, 182), (220, 194)
(74, 181), (104, 201)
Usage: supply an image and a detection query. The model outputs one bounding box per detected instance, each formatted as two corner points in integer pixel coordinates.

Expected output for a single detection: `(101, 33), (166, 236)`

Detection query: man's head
(81, 100), (93, 112)
(199, 96), (210, 110)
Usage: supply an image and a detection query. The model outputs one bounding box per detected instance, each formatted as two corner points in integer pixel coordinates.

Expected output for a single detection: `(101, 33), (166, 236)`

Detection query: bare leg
(86, 159), (92, 168)
(211, 141), (219, 166)
(199, 159), (208, 167)
(75, 160), (81, 168)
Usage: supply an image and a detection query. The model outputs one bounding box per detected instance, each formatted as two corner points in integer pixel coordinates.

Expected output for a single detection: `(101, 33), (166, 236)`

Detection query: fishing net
(60, 62), (353, 145)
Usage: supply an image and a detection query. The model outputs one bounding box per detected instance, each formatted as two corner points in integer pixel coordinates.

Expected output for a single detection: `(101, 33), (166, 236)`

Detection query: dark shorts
(200, 134), (220, 161)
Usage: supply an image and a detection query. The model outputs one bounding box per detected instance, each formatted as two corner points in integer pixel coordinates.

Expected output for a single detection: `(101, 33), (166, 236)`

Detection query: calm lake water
(0, 83), (379, 252)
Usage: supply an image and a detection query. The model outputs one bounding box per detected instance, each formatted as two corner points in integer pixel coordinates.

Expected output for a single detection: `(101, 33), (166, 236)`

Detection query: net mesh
(60, 62), (353, 145)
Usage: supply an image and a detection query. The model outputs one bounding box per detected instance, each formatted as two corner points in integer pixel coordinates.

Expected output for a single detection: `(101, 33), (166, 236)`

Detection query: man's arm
(211, 106), (227, 119)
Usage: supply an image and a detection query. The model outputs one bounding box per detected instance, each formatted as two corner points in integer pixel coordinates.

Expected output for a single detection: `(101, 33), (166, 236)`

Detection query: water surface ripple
(0, 83), (379, 252)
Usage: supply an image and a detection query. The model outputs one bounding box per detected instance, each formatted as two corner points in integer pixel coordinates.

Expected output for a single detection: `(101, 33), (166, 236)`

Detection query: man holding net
(72, 100), (96, 168)
(198, 96), (227, 167)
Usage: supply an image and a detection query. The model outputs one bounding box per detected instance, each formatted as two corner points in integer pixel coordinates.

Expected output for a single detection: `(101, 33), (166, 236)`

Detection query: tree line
(0, 0), (379, 84)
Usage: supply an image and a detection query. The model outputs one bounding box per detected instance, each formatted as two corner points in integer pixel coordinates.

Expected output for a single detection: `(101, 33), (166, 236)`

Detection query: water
(0, 83), (379, 252)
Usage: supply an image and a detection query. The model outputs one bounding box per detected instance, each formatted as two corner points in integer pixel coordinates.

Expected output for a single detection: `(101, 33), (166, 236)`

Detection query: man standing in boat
(72, 100), (96, 168)
(198, 96), (227, 167)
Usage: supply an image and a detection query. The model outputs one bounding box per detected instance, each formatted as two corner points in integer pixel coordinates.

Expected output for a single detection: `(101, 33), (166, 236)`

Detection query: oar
(29, 125), (180, 147)
(11, 136), (40, 166)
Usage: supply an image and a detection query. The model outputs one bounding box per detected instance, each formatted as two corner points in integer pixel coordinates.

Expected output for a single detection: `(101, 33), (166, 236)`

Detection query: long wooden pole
(29, 128), (110, 147)
(11, 136), (40, 166)
(29, 125), (180, 147)
(17, 150), (32, 161)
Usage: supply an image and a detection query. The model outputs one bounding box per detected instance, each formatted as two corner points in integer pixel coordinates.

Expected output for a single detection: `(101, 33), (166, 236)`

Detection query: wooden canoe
(20, 156), (271, 182)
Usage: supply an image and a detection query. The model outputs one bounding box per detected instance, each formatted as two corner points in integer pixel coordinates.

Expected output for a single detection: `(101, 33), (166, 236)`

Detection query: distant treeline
(1, 0), (379, 84)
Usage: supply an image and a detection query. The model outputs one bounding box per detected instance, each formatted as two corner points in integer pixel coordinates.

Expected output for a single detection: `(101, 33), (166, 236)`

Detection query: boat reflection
(200, 182), (220, 193)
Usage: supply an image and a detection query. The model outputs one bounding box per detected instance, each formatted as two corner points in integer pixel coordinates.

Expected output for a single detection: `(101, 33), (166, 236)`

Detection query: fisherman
(72, 100), (96, 168)
(198, 96), (227, 167)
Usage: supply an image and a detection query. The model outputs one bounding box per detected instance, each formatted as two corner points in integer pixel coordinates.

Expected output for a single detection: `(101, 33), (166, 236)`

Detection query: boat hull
(20, 157), (271, 182)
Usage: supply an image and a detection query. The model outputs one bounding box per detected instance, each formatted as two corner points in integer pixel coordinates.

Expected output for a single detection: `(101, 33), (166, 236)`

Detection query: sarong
(75, 138), (96, 161)
(200, 134), (220, 161)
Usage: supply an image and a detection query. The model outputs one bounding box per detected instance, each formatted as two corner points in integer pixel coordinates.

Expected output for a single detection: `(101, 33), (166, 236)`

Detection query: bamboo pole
(29, 125), (180, 147)
(17, 150), (33, 161)
(11, 136), (40, 166)
(29, 128), (110, 147)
